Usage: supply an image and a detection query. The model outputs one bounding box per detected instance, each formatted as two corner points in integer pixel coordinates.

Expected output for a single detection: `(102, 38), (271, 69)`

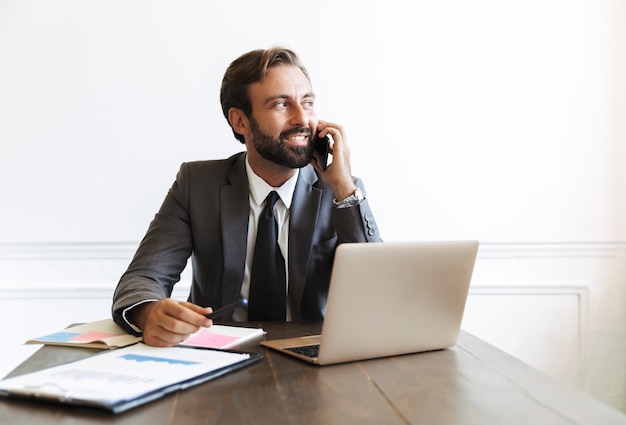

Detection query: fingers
(317, 121), (350, 167)
(316, 121), (356, 200)
(179, 301), (214, 318)
(141, 299), (212, 347)
(317, 121), (346, 150)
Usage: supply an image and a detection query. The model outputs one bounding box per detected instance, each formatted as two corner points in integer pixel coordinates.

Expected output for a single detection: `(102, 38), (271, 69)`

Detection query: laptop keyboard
(285, 344), (320, 358)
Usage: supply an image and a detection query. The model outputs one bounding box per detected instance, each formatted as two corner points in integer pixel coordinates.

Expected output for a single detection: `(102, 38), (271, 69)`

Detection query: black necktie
(248, 191), (286, 321)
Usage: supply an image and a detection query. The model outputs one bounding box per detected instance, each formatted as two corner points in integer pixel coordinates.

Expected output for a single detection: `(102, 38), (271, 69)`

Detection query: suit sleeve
(331, 178), (382, 243)
(111, 163), (194, 331)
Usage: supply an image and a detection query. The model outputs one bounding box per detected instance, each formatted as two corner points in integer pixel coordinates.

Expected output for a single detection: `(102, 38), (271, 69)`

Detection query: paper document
(25, 319), (141, 349)
(181, 325), (265, 349)
(0, 343), (261, 413)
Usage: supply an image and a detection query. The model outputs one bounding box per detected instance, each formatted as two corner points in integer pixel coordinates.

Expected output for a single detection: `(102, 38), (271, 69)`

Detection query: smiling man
(112, 47), (381, 347)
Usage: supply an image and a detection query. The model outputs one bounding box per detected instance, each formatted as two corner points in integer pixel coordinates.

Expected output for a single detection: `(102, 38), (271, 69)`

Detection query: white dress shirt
(232, 157), (298, 321)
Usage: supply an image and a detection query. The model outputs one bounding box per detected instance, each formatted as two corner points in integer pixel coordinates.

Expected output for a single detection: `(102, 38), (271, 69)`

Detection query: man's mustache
(280, 127), (312, 140)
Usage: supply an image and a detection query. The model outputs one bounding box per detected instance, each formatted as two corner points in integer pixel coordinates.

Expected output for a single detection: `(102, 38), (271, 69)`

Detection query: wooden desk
(1, 322), (625, 425)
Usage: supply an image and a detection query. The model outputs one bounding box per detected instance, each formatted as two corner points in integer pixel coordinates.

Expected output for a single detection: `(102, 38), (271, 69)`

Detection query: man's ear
(228, 107), (249, 136)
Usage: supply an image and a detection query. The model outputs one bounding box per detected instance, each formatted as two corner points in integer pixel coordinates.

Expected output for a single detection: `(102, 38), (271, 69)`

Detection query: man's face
(247, 65), (318, 169)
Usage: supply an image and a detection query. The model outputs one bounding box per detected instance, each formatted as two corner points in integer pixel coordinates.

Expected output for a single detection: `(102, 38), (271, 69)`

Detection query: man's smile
(284, 133), (309, 146)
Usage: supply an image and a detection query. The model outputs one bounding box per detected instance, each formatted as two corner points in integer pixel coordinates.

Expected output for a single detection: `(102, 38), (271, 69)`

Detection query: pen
(205, 298), (248, 319)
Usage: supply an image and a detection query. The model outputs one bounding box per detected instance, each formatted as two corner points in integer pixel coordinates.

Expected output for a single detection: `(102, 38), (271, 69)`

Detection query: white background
(1, 0), (624, 244)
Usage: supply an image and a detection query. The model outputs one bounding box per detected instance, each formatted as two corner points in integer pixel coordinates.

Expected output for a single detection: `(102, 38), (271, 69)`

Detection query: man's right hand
(128, 299), (213, 347)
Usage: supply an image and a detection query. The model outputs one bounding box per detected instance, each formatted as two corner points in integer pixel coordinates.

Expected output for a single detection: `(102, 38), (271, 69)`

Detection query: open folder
(0, 343), (261, 413)
(25, 319), (141, 349)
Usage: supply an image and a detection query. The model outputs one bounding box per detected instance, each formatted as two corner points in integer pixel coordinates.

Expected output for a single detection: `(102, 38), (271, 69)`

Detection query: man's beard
(249, 116), (314, 169)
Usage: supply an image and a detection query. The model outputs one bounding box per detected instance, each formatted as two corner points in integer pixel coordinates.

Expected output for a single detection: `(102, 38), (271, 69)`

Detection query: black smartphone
(313, 135), (330, 171)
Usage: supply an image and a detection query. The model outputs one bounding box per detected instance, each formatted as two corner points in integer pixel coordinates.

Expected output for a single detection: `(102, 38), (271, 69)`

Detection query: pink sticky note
(183, 329), (239, 348)
(69, 331), (121, 343)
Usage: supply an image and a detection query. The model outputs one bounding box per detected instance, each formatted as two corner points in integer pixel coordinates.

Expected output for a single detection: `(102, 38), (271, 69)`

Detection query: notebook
(261, 240), (479, 365)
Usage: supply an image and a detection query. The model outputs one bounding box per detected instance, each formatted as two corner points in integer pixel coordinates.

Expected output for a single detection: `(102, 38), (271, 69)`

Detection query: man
(112, 47), (381, 346)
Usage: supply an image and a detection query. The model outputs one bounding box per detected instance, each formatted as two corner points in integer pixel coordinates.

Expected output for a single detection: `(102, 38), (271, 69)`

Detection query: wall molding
(476, 241), (626, 259)
(2, 240), (625, 257)
(0, 242), (190, 297)
(0, 285), (115, 299)
(1, 240), (624, 291)
(0, 242), (137, 259)
(465, 284), (590, 388)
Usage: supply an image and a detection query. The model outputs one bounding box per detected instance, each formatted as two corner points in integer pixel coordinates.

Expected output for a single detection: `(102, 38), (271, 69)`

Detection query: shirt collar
(245, 156), (299, 209)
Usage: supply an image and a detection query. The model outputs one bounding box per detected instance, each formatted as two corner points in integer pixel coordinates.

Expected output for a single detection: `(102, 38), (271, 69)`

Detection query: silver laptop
(261, 240), (479, 365)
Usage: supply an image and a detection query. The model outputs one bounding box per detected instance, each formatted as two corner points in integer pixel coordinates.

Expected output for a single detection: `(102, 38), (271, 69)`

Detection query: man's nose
(289, 103), (309, 127)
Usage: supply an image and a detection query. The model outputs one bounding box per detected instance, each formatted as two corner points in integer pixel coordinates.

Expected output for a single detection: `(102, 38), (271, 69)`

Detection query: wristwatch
(333, 187), (364, 209)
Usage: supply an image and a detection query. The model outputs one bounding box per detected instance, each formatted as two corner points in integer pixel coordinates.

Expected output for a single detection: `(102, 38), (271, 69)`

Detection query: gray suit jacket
(112, 152), (380, 332)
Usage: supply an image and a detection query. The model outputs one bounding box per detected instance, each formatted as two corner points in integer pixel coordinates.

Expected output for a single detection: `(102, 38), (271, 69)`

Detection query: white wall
(1, 0), (625, 413)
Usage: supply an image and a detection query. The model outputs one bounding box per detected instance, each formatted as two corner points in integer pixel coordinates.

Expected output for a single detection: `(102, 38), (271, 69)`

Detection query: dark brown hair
(220, 47), (310, 144)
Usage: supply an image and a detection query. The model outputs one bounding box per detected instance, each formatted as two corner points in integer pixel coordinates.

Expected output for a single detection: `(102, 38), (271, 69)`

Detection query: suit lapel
(288, 166), (321, 319)
(220, 154), (250, 305)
